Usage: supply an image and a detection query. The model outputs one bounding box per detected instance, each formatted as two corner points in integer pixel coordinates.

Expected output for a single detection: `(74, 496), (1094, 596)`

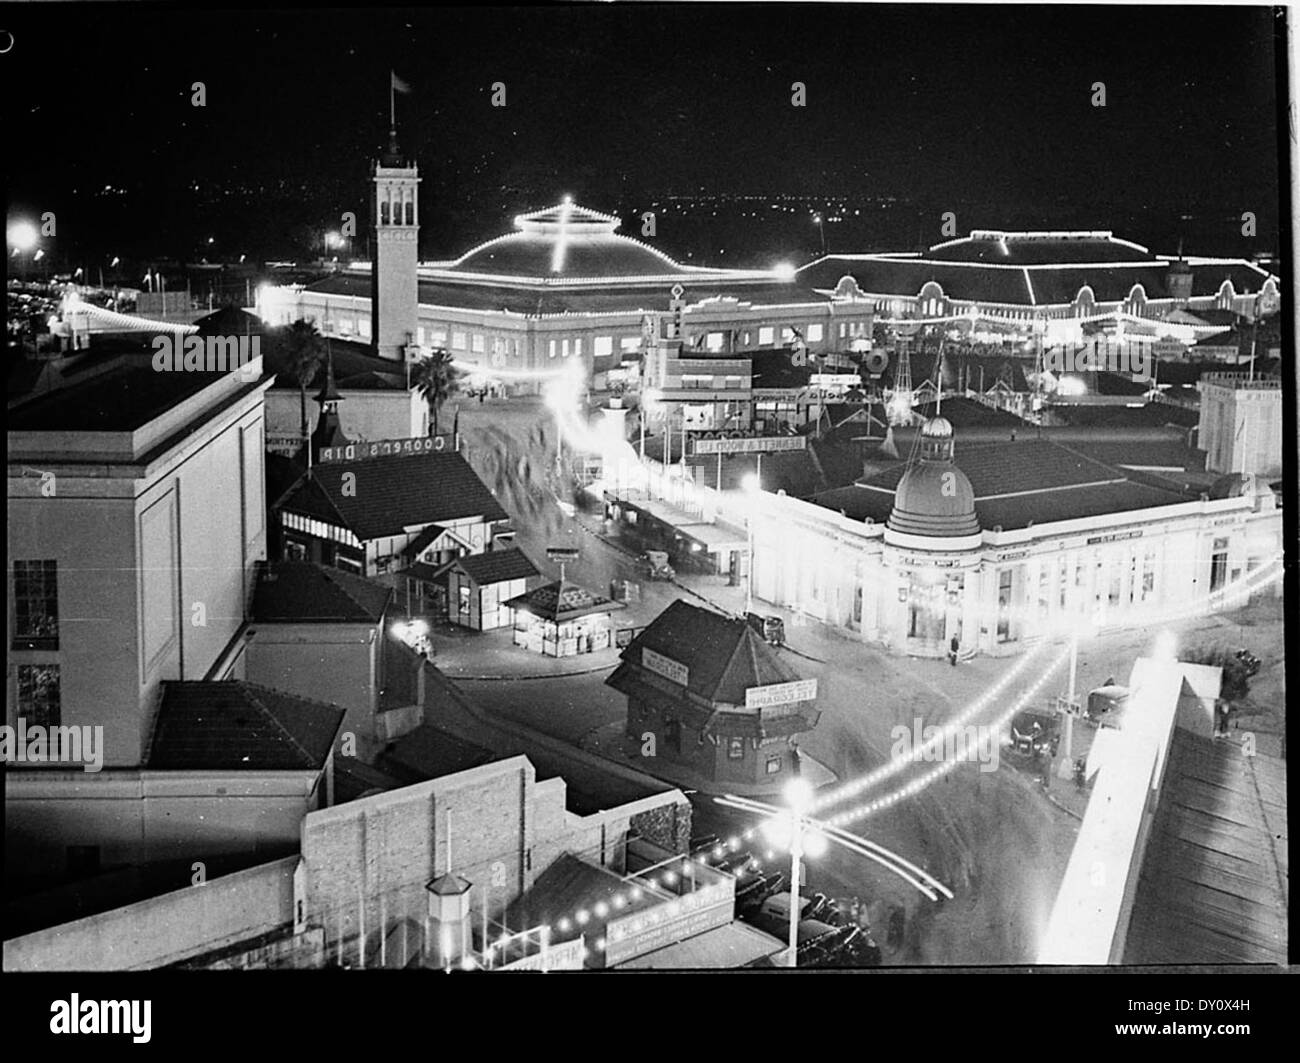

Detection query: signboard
(810, 374), (862, 386)
(642, 648), (689, 687)
(546, 547), (580, 562)
(693, 436), (808, 456)
(496, 934), (586, 972)
(318, 434), (457, 463)
(603, 882), (733, 967)
(1086, 530), (1143, 545)
(746, 678), (819, 709)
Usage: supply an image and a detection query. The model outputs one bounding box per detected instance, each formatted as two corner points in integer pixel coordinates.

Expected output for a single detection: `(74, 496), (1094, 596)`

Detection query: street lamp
(742, 472), (760, 614)
(716, 788), (952, 968)
(812, 214), (826, 255)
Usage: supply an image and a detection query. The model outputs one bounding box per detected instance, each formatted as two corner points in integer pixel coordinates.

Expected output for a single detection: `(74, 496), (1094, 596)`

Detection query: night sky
(2, 4), (1285, 267)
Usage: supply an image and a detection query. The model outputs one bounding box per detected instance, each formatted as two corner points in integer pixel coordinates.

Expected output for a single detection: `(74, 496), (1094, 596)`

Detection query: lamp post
(812, 214), (826, 255)
(742, 473), (760, 614)
(716, 787), (952, 968)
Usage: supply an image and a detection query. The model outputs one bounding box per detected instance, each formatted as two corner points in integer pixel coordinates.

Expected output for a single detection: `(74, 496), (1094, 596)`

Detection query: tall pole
(785, 814), (804, 968)
(746, 505), (755, 615)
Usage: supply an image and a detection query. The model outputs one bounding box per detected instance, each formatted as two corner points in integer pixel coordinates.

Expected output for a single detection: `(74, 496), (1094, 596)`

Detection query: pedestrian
(948, 634), (959, 667)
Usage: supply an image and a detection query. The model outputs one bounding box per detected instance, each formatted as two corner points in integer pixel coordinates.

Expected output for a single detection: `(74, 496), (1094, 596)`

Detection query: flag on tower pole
(390, 71), (411, 128)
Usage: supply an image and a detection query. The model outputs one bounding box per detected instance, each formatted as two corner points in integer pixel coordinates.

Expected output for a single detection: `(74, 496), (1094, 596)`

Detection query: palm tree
(413, 348), (462, 436)
(276, 319), (326, 448)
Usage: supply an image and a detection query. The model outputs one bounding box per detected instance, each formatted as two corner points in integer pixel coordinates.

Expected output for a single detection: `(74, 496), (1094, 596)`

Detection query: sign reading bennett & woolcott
(318, 434), (458, 464)
(642, 648), (689, 687)
(692, 435), (808, 455)
(744, 678), (818, 709)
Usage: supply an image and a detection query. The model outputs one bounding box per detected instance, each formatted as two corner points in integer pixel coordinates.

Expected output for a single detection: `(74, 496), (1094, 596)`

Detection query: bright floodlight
(7, 220), (38, 252)
(1055, 375), (1087, 397)
(741, 473), (760, 494)
(773, 261), (796, 280)
(785, 778), (814, 813)
(803, 830), (829, 859)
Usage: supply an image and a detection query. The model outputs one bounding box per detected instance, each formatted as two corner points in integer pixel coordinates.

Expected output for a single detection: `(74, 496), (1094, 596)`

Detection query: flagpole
(390, 72), (395, 130)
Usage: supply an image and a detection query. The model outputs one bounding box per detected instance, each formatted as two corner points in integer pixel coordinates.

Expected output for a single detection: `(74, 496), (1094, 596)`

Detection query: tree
(413, 348), (462, 437)
(275, 319), (326, 449)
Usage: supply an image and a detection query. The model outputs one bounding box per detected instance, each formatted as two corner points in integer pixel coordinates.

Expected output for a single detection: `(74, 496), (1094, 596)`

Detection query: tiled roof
(148, 681), (345, 771)
(810, 438), (1194, 531)
(252, 561), (393, 623)
(614, 599), (806, 706)
(453, 547), (540, 585)
(280, 451), (507, 540)
(913, 396), (1031, 428)
(503, 579), (623, 622)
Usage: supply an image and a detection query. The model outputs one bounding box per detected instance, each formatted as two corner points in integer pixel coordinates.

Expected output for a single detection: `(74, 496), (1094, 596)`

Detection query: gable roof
(615, 599), (804, 705)
(453, 547), (540, 585)
(252, 561), (393, 624)
(280, 451), (507, 540)
(148, 681), (345, 771)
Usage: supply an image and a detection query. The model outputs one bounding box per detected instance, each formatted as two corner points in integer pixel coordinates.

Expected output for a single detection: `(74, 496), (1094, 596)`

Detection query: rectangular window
(620, 336), (641, 354)
(594, 336), (613, 358)
(417, 327), (426, 345)
(724, 376), (744, 390)
(728, 737), (745, 760)
(758, 326), (775, 346)
(471, 334), (485, 354)
(562, 339), (571, 358)
(807, 323), (824, 342)
(742, 332), (751, 346)
(13, 561), (59, 649)
(706, 332), (725, 352)
(574, 338), (583, 357)
(1142, 551), (1156, 600)
(452, 331), (467, 350)
(16, 664), (60, 728)
(997, 569), (1013, 641)
(781, 327), (794, 343)
(765, 755), (782, 775)
(839, 323), (847, 339)
(431, 328), (448, 347)
(380, 201), (391, 225)
(549, 339), (557, 358)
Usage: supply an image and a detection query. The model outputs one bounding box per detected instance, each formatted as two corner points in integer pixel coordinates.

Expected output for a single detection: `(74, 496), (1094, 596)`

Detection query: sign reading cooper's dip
(318, 434), (457, 463)
(745, 678), (818, 709)
(642, 648), (689, 687)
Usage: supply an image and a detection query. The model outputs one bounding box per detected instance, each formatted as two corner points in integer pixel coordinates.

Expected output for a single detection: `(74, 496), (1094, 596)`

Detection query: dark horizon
(3, 4), (1285, 267)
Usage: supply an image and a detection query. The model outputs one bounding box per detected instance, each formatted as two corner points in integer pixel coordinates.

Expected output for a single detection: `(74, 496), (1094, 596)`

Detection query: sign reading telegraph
(318, 434), (458, 463)
(745, 678), (818, 709)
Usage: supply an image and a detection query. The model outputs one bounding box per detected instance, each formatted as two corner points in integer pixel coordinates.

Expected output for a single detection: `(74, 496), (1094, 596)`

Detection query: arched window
(405, 199), (415, 226)
(380, 199), (390, 226)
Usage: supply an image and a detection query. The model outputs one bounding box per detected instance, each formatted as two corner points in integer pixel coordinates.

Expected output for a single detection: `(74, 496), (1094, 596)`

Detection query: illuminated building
(798, 231), (1282, 352)
(505, 579), (625, 656)
(748, 411), (1281, 659)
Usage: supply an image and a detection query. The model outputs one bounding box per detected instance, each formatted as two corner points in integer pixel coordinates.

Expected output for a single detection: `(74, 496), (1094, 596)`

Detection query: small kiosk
(504, 580), (625, 657)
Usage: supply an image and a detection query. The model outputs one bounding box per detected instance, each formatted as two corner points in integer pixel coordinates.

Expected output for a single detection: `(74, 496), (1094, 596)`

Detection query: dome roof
(887, 415), (978, 538)
(921, 416), (953, 439)
(450, 199), (691, 280)
(888, 463), (979, 537)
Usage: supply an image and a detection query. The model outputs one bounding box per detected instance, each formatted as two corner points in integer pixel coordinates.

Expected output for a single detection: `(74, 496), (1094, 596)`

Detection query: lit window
(471, 334), (485, 354)
(807, 323), (824, 342)
(595, 336), (613, 358)
(431, 329), (447, 346)
(562, 339), (570, 358)
(620, 337), (641, 354)
(759, 327), (775, 345)
(13, 560), (58, 649)
(574, 338), (583, 357)
(781, 327), (794, 343)
(452, 331), (467, 350)
(549, 340), (557, 358)
(16, 664), (60, 729)
(765, 755), (782, 775)
(706, 332), (725, 352)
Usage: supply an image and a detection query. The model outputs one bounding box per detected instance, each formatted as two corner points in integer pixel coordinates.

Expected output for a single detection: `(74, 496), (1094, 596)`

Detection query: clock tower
(372, 129), (420, 362)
